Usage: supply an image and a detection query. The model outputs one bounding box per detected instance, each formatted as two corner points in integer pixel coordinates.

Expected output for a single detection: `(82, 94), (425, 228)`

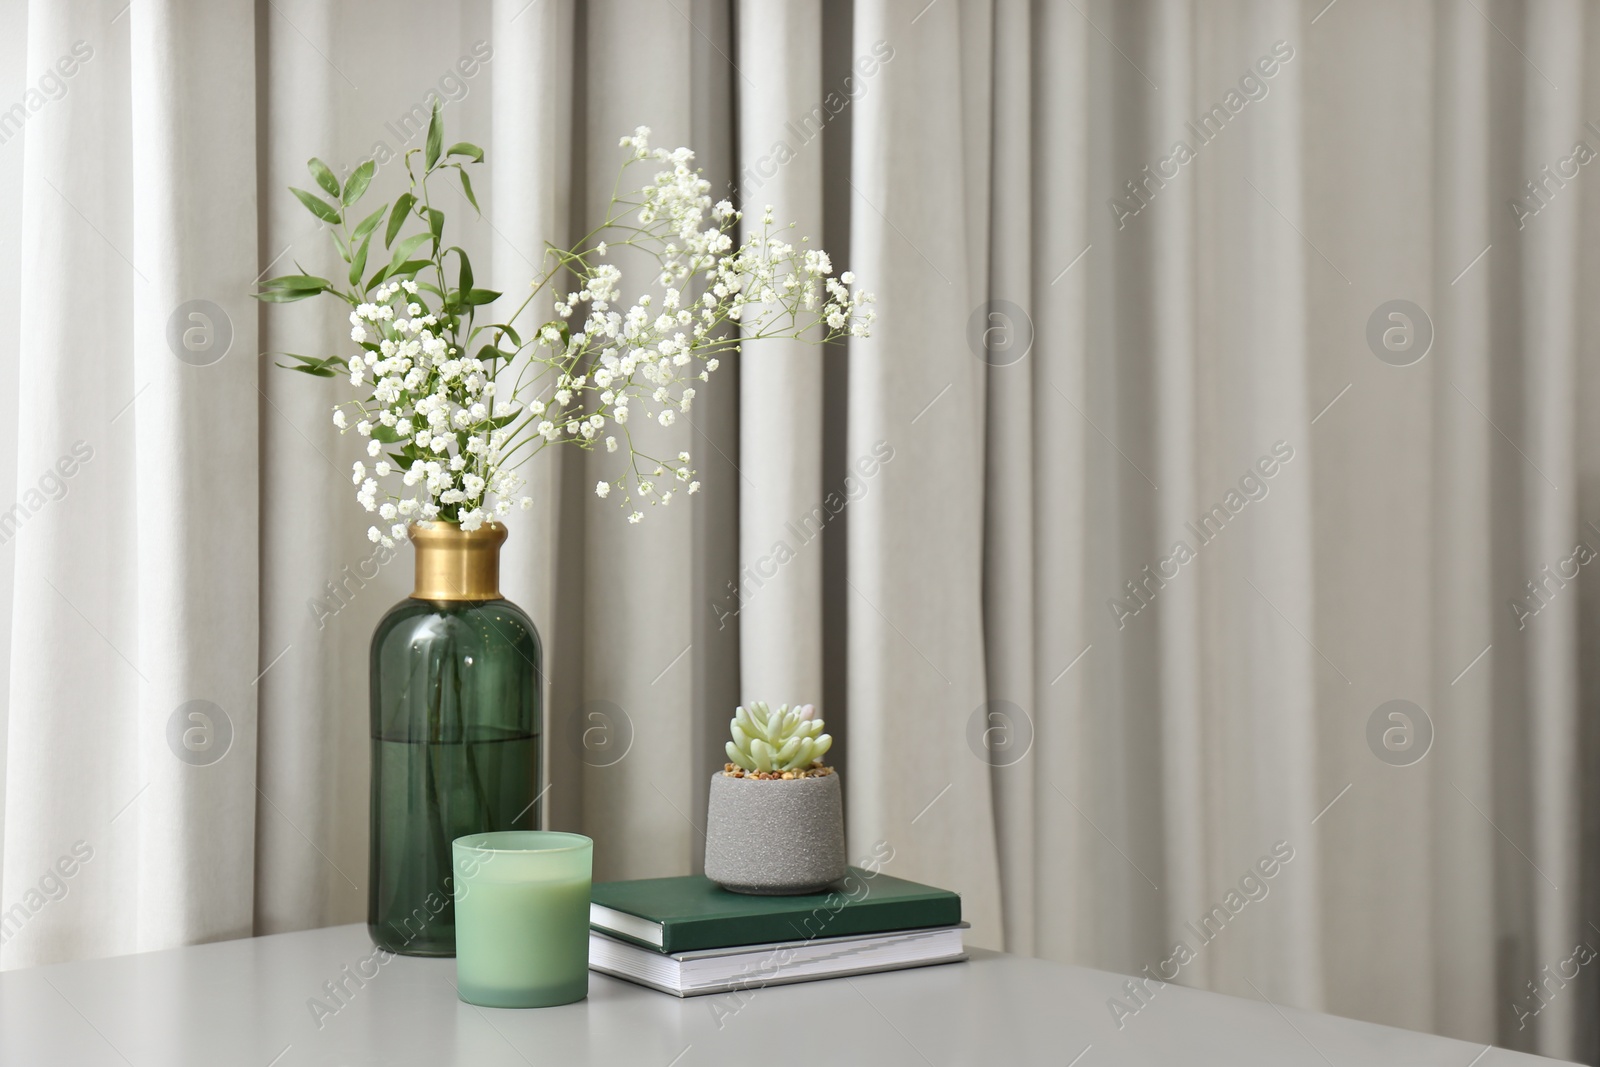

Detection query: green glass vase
(368, 521), (542, 957)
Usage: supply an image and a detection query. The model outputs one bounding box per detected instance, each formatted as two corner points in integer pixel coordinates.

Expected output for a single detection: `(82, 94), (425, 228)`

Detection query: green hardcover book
(589, 868), (961, 954)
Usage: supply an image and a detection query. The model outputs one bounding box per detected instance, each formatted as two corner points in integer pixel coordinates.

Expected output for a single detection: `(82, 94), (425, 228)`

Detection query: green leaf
(349, 233), (371, 288)
(388, 233), (430, 276)
(308, 158), (340, 198)
(330, 226), (351, 263)
(272, 352), (347, 376)
(380, 258), (432, 283)
(254, 288), (322, 303)
(352, 204), (386, 244)
(445, 141), (484, 163)
(260, 273), (332, 291)
(386, 193), (415, 248)
(370, 423), (403, 443)
(448, 247), (473, 294)
(290, 186), (341, 225)
(463, 288), (501, 306)
(458, 168), (480, 214)
(343, 159), (376, 205)
(425, 99), (443, 170)
(427, 207), (445, 248)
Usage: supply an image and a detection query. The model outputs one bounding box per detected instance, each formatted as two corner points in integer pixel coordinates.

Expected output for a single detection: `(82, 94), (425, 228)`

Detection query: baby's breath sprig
(259, 105), (873, 542)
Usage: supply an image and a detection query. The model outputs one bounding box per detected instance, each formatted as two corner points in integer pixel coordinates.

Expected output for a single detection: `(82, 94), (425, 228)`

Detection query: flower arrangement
(723, 702), (833, 778)
(259, 101), (873, 542)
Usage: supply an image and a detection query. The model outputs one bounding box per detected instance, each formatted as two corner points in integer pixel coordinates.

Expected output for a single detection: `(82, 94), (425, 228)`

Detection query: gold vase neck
(409, 521), (506, 601)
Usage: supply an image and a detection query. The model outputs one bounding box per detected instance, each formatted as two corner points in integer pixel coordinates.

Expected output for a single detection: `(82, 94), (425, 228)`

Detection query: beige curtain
(1, 0), (1597, 1061)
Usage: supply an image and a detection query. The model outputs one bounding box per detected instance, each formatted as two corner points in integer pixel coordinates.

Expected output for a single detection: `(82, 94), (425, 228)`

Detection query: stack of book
(587, 867), (965, 997)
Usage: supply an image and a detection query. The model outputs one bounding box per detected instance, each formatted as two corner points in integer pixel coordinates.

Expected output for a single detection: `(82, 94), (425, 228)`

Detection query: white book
(588, 924), (968, 997)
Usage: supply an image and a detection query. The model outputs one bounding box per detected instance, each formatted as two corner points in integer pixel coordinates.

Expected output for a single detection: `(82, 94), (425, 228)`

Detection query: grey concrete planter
(703, 771), (846, 895)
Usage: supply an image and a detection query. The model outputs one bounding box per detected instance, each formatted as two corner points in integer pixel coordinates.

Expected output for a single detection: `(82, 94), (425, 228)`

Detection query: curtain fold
(983, 0), (1038, 958)
(1027, 0), (1093, 970)
(1, 1), (1597, 1061)
(128, 0), (260, 953)
(5, 0), (142, 968)
(846, 0), (1005, 945)
(1431, 1), (1499, 1039)
(1519, 2), (1585, 1055)
(735, 0), (826, 714)
(5, 0), (259, 966)
(575, 0), (700, 883)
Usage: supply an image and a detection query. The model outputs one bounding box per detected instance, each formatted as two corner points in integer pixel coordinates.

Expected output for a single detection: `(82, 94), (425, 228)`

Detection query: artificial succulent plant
(725, 702), (833, 774)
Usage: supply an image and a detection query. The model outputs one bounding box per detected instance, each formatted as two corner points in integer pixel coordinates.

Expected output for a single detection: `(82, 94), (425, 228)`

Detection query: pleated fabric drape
(3, 0), (260, 962)
(1, 1), (1597, 1061)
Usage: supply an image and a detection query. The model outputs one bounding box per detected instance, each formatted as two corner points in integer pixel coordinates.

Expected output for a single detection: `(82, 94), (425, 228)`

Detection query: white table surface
(0, 923), (1572, 1066)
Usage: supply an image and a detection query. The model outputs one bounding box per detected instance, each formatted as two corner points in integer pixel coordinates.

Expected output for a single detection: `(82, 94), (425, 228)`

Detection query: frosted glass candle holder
(452, 831), (593, 1008)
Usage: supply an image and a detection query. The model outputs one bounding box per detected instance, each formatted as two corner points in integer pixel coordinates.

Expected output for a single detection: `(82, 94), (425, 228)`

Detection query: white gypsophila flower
(281, 119), (871, 529)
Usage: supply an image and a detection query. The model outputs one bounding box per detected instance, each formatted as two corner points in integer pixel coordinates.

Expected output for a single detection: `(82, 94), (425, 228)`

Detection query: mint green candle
(452, 831), (593, 1008)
